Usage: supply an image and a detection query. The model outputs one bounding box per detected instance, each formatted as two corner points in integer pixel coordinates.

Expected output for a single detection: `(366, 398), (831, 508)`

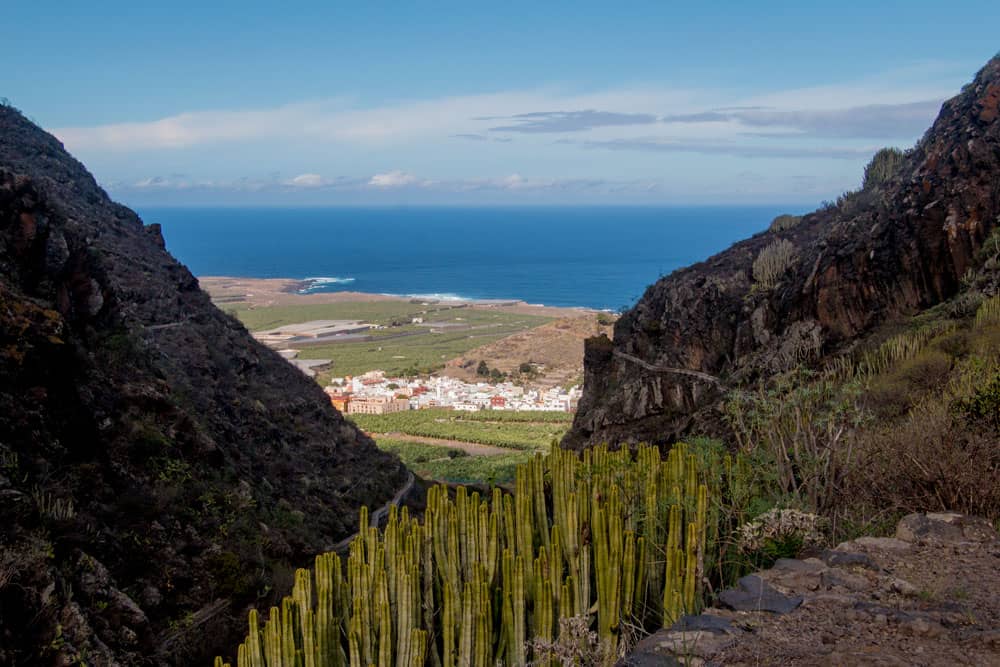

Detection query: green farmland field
(231, 301), (550, 331)
(228, 301), (552, 378)
(375, 438), (541, 485)
(350, 409), (569, 450)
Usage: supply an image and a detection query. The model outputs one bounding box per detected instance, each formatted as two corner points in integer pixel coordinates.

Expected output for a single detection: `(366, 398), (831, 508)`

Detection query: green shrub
(953, 372), (1000, 431)
(976, 227), (1000, 265)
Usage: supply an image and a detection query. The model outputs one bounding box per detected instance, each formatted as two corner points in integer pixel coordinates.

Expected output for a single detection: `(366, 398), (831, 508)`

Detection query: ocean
(142, 206), (793, 311)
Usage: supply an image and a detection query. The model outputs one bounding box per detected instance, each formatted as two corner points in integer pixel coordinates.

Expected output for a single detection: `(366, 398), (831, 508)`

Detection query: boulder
(896, 512), (998, 544)
(718, 574), (804, 614)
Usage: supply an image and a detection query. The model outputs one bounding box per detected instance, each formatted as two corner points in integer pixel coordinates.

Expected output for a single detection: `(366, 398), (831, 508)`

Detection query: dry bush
(843, 400), (1000, 522)
(528, 615), (607, 667)
(725, 375), (862, 514)
(752, 239), (796, 289)
(866, 348), (954, 417)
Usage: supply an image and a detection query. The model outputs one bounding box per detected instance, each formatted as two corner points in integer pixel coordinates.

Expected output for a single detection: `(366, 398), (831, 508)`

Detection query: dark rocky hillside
(0, 107), (407, 665)
(564, 55), (1000, 449)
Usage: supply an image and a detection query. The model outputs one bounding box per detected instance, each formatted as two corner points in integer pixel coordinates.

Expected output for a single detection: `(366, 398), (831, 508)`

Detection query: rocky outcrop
(564, 55), (1000, 449)
(622, 512), (1000, 666)
(0, 106), (407, 664)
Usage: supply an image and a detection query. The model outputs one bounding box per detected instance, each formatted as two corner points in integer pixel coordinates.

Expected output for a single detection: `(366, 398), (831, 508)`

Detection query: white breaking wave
(298, 276), (356, 293)
(386, 292), (471, 302)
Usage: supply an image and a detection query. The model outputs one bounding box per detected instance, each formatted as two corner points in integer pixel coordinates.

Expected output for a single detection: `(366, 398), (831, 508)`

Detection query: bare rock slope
(565, 55), (1000, 449)
(0, 106), (406, 665)
(625, 512), (1000, 665)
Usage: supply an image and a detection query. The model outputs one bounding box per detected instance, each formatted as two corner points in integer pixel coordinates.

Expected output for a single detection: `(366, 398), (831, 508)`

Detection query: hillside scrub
(725, 292), (1000, 539)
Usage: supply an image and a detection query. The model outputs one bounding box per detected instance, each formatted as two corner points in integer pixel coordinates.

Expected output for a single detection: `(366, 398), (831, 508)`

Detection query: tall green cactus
(219, 442), (711, 667)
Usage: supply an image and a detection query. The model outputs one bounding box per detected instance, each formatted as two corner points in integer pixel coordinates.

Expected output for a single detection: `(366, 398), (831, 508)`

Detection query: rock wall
(0, 107), (406, 664)
(565, 55), (1000, 450)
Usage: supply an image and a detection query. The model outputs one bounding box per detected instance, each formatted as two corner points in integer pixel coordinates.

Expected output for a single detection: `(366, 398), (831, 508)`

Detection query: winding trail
(331, 470), (415, 553)
(612, 349), (722, 385)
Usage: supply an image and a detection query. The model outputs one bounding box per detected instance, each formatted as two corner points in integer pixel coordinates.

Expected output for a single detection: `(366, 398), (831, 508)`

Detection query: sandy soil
(441, 315), (614, 387)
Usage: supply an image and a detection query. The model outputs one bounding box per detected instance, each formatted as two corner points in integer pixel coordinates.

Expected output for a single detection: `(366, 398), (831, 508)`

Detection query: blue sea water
(141, 206), (792, 311)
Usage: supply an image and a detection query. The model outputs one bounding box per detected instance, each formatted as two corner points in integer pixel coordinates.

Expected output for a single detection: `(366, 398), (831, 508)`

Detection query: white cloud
(108, 170), (660, 197)
(50, 64), (960, 154)
(287, 173), (327, 188)
(56, 60), (975, 204)
(368, 170), (419, 188)
(501, 174), (527, 189)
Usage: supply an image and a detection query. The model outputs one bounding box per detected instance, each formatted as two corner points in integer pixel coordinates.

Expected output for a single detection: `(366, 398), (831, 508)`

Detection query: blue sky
(5, 2), (999, 206)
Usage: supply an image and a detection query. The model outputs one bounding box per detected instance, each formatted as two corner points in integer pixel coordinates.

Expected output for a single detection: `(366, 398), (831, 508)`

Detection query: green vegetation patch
(351, 409), (568, 450)
(300, 330), (516, 378)
(232, 301), (552, 377)
(233, 301), (551, 331)
(233, 302), (432, 330)
(458, 410), (573, 424)
(376, 437), (537, 485)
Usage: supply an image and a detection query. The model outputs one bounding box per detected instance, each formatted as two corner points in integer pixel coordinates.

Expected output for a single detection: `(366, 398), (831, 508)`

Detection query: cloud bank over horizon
(50, 64), (966, 205)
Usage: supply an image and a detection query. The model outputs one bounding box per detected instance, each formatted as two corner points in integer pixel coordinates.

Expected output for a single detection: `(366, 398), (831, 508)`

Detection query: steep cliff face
(565, 55), (1000, 450)
(0, 108), (406, 664)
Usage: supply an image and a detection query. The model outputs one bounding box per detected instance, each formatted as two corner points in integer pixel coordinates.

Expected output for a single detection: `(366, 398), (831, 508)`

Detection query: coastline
(198, 275), (600, 318)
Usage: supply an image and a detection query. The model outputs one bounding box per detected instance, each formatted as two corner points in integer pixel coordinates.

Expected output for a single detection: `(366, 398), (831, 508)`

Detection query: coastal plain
(199, 275), (609, 379)
(199, 276), (601, 485)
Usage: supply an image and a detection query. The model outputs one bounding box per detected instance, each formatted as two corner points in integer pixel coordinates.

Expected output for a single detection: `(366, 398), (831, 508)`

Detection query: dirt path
(370, 432), (522, 456)
(331, 470), (415, 553)
(627, 512), (1000, 666)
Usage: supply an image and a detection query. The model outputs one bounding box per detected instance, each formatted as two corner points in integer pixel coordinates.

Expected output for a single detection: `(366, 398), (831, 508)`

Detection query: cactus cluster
(826, 321), (957, 382)
(975, 294), (1000, 329)
(216, 443), (709, 667)
(862, 147), (906, 190)
(751, 238), (796, 290)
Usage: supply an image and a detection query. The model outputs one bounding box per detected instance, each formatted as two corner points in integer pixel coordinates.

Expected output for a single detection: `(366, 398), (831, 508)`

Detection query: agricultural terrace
(351, 409), (572, 485)
(375, 438), (538, 485)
